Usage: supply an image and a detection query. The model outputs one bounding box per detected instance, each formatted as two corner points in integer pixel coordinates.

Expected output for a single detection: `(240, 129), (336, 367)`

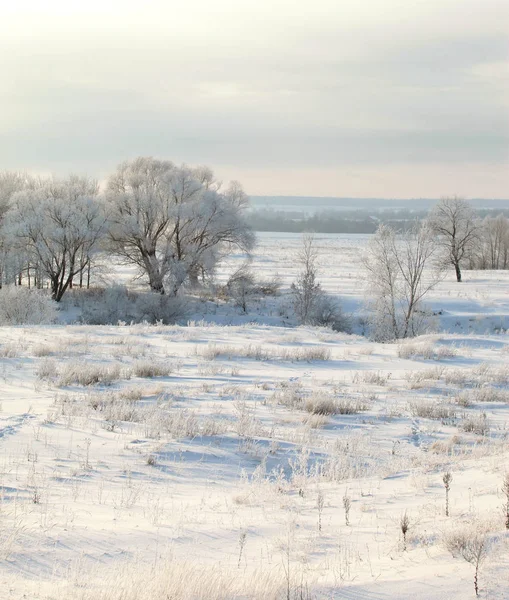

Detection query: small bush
(200, 343), (330, 362)
(304, 394), (337, 415)
(164, 409), (199, 439)
(257, 274), (282, 296)
(353, 371), (391, 386)
(32, 344), (54, 357)
(456, 387), (509, 405)
(444, 525), (492, 597)
(57, 362), (121, 387)
(81, 286), (189, 325)
(302, 414), (329, 428)
(0, 342), (23, 358)
(304, 393), (369, 415)
(131, 361), (173, 379)
(37, 358), (58, 381)
(280, 346), (331, 362)
(443, 369), (471, 386)
(0, 286), (57, 325)
(90, 392), (140, 422)
(459, 413), (490, 436)
(398, 341), (457, 361)
(309, 294), (351, 332)
(224, 265), (256, 313)
(273, 384), (304, 410)
(59, 558), (292, 600)
(408, 400), (456, 420)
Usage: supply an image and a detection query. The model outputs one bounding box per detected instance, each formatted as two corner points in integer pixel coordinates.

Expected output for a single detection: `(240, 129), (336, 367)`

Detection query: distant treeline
(247, 208), (509, 234)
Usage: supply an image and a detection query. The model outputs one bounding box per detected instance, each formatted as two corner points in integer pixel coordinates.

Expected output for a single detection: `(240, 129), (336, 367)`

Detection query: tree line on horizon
(247, 206), (509, 238)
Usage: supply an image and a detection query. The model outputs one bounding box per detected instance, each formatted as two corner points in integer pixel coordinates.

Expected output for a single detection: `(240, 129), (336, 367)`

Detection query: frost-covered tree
(0, 171), (33, 287)
(291, 234), (349, 330)
(105, 157), (254, 295)
(470, 215), (509, 270)
(429, 197), (480, 282)
(363, 222), (442, 341)
(4, 175), (106, 301)
(0, 171), (34, 218)
(291, 234), (322, 324)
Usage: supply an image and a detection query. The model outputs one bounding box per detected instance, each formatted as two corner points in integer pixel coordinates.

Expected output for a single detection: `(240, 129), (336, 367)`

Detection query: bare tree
(470, 215), (509, 270)
(105, 157), (254, 295)
(290, 234), (348, 331)
(291, 234), (322, 324)
(429, 197), (480, 282)
(363, 222), (442, 341)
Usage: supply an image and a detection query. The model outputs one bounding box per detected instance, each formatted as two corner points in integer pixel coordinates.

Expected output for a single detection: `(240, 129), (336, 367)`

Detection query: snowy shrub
(304, 393), (338, 415)
(37, 358), (58, 381)
(60, 558), (289, 600)
(131, 361), (173, 378)
(302, 413), (329, 428)
(408, 400), (456, 420)
(32, 343), (55, 357)
(257, 274), (282, 296)
(308, 294), (351, 332)
(134, 292), (189, 324)
(443, 369), (471, 386)
(304, 393), (370, 415)
(459, 413), (489, 435)
(223, 264), (256, 312)
(398, 340), (457, 361)
(0, 342), (24, 358)
(456, 387), (509, 405)
(200, 416), (229, 436)
(282, 346), (331, 361)
(292, 277), (349, 331)
(404, 366), (446, 387)
(0, 286), (57, 325)
(444, 524), (493, 597)
(201, 343), (330, 362)
(57, 362), (121, 387)
(398, 341), (436, 360)
(164, 409), (199, 439)
(89, 392), (140, 422)
(272, 384), (305, 410)
(81, 286), (189, 325)
(80, 286), (134, 324)
(353, 370), (391, 386)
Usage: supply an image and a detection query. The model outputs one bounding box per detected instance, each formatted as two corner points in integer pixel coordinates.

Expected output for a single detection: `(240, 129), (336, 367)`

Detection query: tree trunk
(50, 277), (60, 301)
(143, 251), (165, 294)
(188, 267), (200, 287)
(454, 261), (462, 282)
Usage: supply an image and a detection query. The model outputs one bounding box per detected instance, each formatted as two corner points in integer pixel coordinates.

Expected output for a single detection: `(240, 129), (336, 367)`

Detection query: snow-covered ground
(1, 233), (509, 599)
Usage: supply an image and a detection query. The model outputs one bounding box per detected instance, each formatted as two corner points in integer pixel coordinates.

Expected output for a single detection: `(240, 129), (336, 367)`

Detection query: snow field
(1, 234), (509, 599)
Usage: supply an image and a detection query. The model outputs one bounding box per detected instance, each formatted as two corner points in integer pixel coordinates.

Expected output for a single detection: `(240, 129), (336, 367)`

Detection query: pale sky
(1, 0), (508, 198)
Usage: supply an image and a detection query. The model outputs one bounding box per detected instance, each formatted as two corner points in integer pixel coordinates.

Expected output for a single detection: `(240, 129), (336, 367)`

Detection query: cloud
(0, 0), (507, 195)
